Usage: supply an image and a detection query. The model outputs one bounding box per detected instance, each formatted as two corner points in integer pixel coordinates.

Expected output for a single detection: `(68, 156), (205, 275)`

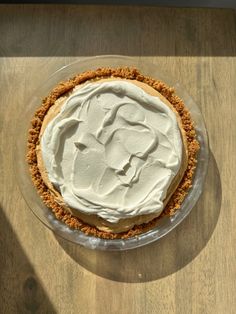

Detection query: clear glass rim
(15, 55), (209, 251)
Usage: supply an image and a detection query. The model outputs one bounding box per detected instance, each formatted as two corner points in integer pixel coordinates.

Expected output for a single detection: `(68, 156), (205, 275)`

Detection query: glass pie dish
(16, 55), (209, 251)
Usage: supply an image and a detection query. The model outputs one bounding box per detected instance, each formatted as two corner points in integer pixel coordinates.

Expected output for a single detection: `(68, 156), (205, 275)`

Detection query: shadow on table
(0, 206), (56, 313)
(56, 151), (221, 282)
(0, 5), (235, 57)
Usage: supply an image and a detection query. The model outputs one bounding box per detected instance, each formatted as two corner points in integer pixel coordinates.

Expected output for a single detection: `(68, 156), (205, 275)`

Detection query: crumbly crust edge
(26, 67), (199, 239)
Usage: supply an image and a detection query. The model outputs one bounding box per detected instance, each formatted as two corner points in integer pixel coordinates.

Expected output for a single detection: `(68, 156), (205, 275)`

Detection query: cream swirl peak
(41, 80), (183, 223)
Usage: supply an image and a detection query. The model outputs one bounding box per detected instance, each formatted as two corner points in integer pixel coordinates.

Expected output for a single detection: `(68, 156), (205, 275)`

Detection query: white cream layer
(41, 80), (183, 223)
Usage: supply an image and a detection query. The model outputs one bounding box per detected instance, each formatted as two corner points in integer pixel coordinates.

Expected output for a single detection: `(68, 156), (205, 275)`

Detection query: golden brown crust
(26, 67), (199, 239)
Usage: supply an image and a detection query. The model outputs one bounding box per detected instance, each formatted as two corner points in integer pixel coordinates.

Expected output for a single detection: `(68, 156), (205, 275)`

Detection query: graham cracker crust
(26, 67), (199, 239)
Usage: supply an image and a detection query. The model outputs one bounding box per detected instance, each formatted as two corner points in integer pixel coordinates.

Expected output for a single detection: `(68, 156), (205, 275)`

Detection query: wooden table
(0, 5), (235, 314)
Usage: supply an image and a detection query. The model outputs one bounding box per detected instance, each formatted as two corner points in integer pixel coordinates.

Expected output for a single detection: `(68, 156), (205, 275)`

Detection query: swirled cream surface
(41, 80), (183, 223)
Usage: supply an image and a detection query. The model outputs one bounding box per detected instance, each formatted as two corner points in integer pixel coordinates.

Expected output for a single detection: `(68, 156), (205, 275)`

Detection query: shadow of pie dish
(22, 56), (208, 250)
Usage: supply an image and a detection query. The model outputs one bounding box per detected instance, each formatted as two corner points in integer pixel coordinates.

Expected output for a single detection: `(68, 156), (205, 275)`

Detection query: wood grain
(0, 4), (235, 314)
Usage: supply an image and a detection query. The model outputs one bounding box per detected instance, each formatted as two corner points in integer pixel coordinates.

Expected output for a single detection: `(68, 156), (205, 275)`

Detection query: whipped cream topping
(41, 80), (183, 223)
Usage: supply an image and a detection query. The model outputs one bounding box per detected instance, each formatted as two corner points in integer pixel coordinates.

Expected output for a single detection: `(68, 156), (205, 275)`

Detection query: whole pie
(27, 67), (199, 239)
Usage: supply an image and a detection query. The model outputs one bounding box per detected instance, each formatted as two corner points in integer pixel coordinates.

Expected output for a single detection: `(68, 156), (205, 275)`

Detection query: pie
(27, 67), (199, 239)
